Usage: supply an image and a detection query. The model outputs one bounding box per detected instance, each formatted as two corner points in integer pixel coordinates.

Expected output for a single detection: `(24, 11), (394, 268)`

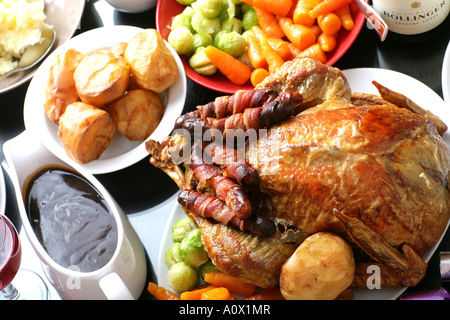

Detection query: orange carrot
(201, 287), (232, 300)
(251, 26), (289, 60)
(309, 24), (322, 37)
(277, 16), (317, 50)
(317, 32), (337, 52)
(204, 272), (257, 297)
(180, 285), (217, 300)
(246, 288), (285, 300)
(242, 0), (293, 17)
(317, 12), (342, 35)
(254, 6), (285, 38)
(147, 282), (180, 300)
(309, 0), (352, 19)
(243, 30), (267, 69)
(259, 37), (284, 73)
(286, 42), (302, 59)
(204, 46), (252, 86)
(335, 4), (354, 31)
(298, 43), (328, 63)
(293, 0), (320, 26)
(250, 68), (269, 86)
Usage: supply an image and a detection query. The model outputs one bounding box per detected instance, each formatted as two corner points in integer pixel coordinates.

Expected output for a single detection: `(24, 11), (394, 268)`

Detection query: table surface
(1, 0), (450, 300)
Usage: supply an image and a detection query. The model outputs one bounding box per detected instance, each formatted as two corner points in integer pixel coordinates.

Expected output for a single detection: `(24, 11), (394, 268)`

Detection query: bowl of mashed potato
(0, 0), (85, 94)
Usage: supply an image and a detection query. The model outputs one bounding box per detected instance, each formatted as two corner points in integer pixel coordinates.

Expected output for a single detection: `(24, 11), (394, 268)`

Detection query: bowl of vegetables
(156, 0), (366, 94)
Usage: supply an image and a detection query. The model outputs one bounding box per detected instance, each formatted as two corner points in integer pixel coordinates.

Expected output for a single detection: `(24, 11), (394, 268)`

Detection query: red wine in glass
(0, 215), (48, 300)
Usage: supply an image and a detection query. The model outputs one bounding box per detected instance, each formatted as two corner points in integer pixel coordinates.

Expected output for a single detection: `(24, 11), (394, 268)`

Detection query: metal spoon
(354, 0), (389, 41)
(0, 27), (56, 78)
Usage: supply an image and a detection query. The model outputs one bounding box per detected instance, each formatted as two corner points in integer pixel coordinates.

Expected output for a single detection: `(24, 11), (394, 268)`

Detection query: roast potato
(44, 48), (84, 124)
(73, 50), (130, 107)
(124, 29), (178, 93)
(106, 89), (164, 141)
(58, 102), (117, 164)
(280, 232), (355, 300)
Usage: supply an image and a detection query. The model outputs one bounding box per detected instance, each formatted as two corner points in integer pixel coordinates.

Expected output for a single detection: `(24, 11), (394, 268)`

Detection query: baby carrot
(201, 287), (232, 300)
(317, 32), (337, 52)
(243, 31), (267, 69)
(309, 0), (353, 19)
(250, 68), (270, 86)
(298, 43), (328, 63)
(277, 16), (317, 50)
(204, 272), (257, 297)
(147, 282), (180, 300)
(259, 37), (284, 73)
(180, 285), (217, 300)
(247, 0), (293, 17)
(253, 6), (285, 38)
(251, 26), (290, 60)
(317, 12), (342, 35)
(293, 0), (320, 26)
(335, 4), (355, 31)
(204, 45), (252, 86)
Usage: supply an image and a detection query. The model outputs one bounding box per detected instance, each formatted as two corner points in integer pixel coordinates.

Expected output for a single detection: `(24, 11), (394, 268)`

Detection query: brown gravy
(26, 168), (118, 273)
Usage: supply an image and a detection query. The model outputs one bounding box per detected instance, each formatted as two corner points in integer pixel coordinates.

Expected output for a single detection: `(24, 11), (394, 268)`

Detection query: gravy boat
(3, 131), (147, 300)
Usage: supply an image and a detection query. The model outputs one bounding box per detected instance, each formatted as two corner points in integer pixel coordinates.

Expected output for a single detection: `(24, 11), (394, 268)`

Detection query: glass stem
(0, 283), (20, 300)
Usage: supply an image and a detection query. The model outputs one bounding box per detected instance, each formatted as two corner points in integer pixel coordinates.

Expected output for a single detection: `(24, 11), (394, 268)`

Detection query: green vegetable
(241, 7), (258, 31)
(222, 16), (242, 33)
(214, 30), (246, 57)
(165, 242), (182, 268)
(168, 27), (195, 55)
(167, 262), (199, 292)
(189, 47), (217, 75)
(191, 11), (221, 36)
(193, 32), (213, 52)
(171, 216), (198, 242)
(199, 260), (219, 279)
(176, 0), (197, 5)
(171, 13), (194, 33)
(196, 0), (224, 18)
(179, 228), (209, 267)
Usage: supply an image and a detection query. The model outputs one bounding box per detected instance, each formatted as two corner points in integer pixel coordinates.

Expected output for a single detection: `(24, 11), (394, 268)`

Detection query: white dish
(0, 0), (85, 94)
(23, 25), (187, 174)
(442, 40), (450, 104)
(157, 68), (450, 300)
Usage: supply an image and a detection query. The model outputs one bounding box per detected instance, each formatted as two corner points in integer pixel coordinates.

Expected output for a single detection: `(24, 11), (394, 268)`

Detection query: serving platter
(23, 25), (187, 174)
(157, 67), (450, 300)
(0, 0), (85, 94)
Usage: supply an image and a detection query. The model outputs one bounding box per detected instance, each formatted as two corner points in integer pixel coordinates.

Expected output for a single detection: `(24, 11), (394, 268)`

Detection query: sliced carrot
(317, 32), (337, 52)
(201, 287), (232, 300)
(254, 6), (285, 38)
(250, 68), (270, 86)
(246, 288), (285, 300)
(309, 0), (352, 19)
(203, 46), (252, 86)
(204, 272), (257, 297)
(180, 285), (217, 300)
(335, 4), (355, 31)
(317, 12), (342, 35)
(147, 282), (180, 300)
(293, 0), (321, 26)
(298, 43), (328, 63)
(277, 16), (317, 50)
(243, 31), (267, 69)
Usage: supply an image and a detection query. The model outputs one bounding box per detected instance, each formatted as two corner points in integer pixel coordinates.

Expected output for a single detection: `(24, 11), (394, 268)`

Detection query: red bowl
(156, 0), (366, 94)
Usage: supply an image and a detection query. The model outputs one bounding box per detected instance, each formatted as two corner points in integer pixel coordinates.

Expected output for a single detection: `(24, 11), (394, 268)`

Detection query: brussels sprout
(222, 16), (242, 33)
(214, 30), (246, 57)
(172, 216), (198, 242)
(176, 0), (196, 5)
(199, 260), (219, 279)
(167, 262), (199, 292)
(189, 47), (217, 75)
(182, 5), (195, 17)
(168, 27), (195, 55)
(165, 242), (182, 268)
(179, 228), (209, 267)
(196, 0), (224, 18)
(171, 13), (194, 33)
(241, 7), (258, 31)
(193, 32), (213, 52)
(240, 2), (253, 13)
(191, 11), (221, 36)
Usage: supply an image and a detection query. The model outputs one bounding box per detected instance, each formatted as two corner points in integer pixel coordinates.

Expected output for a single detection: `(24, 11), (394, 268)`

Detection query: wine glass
(0, 214), (49, 300)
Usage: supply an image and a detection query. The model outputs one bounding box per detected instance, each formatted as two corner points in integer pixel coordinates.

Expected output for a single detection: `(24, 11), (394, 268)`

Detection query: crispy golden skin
(44, 48), (84, 124)
(105, 89), (164, 141)
(124, 28), (178, 93)
(73, 50), (130, 107)
(58, 102), (116, 164)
